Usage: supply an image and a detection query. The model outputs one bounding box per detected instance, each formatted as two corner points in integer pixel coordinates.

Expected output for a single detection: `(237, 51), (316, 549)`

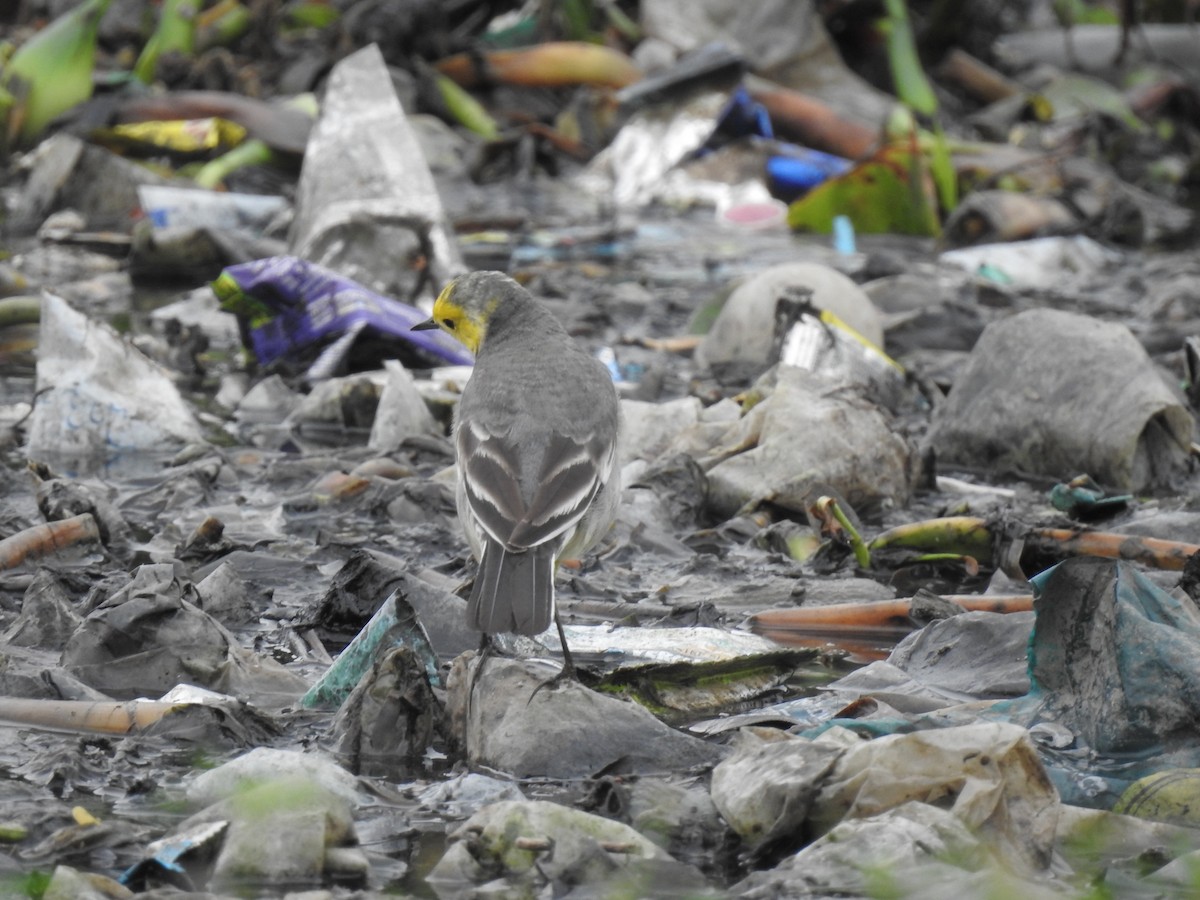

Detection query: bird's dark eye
(442, 318), (456, 330)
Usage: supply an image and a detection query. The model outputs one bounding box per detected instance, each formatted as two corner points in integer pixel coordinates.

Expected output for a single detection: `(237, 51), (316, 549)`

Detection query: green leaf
(0, 0), (113, 146)
(435, 73), (499, 141)
(929, 121), (958, 212)
(882, 0), (938, 117)
(283, 1), (340, 30)
(191, 137), (274, 189)
(134, 0), (203, 84)
(787, 144), (942, 238)
(560, 0), (595, 41)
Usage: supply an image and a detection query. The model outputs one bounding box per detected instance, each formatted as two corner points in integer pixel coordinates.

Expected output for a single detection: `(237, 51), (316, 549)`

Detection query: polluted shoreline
(6, 1), (1200, 898)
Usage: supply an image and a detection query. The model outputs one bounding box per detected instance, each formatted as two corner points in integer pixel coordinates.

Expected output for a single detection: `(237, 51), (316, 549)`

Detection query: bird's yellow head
(412, 271), (515, 354)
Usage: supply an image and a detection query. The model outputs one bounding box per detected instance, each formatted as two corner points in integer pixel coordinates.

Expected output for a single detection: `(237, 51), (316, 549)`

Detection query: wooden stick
(937, 49), (1022, 104)
(746, 76), (879, 160)
(0, 698), (180, 733)
(0, 513), (100, 571)
(1027, 528), (1200, 571)
(624, 334), (704, 354)
(751, 594), (1034, 633)
(514, 837), (553, 852)
(436, 43), (642, 90)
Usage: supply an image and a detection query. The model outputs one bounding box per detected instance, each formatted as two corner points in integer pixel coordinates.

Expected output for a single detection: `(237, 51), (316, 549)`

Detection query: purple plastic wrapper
(213, 256), (474, 372)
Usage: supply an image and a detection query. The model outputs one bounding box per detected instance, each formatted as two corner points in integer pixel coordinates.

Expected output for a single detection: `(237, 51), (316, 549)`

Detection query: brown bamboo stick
(0, 513), (101, 571)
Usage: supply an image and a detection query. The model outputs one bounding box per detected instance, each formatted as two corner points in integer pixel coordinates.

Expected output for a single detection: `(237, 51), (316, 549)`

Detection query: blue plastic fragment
(597, 347), (622, 382)
(766, 150), (853, 200)
(692, 85), (774, 160)
(120, 820), (227, 886)
(714, 85), (774, 141)
(833, 215), (857, 255)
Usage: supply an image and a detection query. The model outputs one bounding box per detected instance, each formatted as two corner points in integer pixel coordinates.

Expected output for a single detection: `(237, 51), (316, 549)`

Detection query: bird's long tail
(468, 539), (556, 635)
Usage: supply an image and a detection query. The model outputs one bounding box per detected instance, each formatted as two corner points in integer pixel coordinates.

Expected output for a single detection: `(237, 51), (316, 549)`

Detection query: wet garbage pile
(7, 0), (1200, 897)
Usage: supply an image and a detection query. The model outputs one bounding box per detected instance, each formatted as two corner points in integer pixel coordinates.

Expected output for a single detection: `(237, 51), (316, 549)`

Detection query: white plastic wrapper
(366, 359), (439, 452)
(288, 44), (464, 297)
(27, 292), (204, 461)
(780, 307), (905, 404)
(578, 90), (771, 210)
(559, 623), (782, 664)
(137, 184), (288, 233)
(939, 235), (1121, 288)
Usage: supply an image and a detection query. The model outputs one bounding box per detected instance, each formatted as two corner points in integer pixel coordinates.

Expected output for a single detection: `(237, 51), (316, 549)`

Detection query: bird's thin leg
(548, 554), (577, 682)
(528, 609), (577, 702)
(464, 631), (493, 746)
(469, 631), (493, 689)
(553, 607), (576, 682)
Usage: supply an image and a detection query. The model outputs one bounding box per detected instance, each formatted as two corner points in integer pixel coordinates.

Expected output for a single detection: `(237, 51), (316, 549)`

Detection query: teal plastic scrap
(302, 588), (441, 709)
(974, 262), (1014, 284)
(1048, 474), (1132, 519)
(1025, 558), (1200, 752)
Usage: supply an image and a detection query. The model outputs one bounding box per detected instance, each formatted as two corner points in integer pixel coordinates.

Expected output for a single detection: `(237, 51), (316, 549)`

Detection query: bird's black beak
(412, 318), (439, 332)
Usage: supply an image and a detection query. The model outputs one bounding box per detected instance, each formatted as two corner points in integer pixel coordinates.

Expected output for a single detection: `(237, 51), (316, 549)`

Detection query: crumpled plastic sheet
(925, 307), (1193, 490)
(711, 720), (1060, 877)
(62, 562), (309, 708)
(800, 558), (1200, 809)
(810, 722), (1059, 873)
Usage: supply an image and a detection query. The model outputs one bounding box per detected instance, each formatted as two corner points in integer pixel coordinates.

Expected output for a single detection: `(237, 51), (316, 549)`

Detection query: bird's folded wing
(458, 423), (611, 551)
